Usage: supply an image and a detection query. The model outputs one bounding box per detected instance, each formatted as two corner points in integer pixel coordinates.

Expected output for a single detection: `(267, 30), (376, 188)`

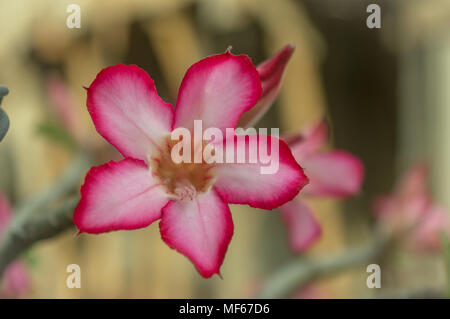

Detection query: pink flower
(374, 164), (450, 252)
(0, 194), (30, 298)
(73, 48), (308, 278)
(46, 74), (81, 140)
(279, 120), (365, 252)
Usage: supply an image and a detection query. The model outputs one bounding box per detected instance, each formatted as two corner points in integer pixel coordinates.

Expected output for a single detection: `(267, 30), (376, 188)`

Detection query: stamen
(149, 137), (215, 199)
(174, 180), (197, 200)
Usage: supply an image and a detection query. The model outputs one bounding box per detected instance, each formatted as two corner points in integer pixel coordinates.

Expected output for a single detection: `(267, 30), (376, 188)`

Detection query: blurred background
(1, 0), (450, 298)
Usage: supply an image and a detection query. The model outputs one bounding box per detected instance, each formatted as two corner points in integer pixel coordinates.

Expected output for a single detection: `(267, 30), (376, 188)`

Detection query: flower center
(150, 137), (215, 200)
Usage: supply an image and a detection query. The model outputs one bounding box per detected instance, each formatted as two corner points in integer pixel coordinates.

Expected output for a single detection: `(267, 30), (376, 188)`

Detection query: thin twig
(258, 230), (388, 298)
(16, 154), (89, 216)
(0, 154), (90, 277)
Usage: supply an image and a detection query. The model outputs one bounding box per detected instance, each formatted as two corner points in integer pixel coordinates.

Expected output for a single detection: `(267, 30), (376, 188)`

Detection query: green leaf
(36, 121), (78, 150)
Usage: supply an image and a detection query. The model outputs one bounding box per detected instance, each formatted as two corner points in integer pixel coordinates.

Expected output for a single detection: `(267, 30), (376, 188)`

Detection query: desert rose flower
(74, 48), (308, 278)
(0, 194), (30, 298)
(279, 120), (364, 252)
(374, 164), (450, 252)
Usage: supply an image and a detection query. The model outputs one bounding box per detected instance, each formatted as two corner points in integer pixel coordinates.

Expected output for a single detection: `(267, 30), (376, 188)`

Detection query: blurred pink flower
(279, 120), (365, 252)
(73, 47), (308, 278)
(46, 74), (81, 140)
(0, 194), (30, 298)
(46, 74), (115, 157)
(374, 164), (450, 252)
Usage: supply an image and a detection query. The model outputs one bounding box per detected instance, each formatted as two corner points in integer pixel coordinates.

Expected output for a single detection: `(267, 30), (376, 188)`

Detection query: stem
(0, 154), (90, 278)
(258, 230), (388, 298)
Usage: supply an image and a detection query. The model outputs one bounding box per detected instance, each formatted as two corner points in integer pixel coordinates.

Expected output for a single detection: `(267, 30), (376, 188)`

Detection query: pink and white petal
(0, 193), (12, 235)
(1, 261), (29, 298)
(173, 51), (262, 132)
(374, 193), (429, 234)
(87, 64), (173, 161)
(408, 205), (450, 251)
(279, 199), (321, 252)
(396, 163), (428, 201)
(288, 119), (329, 162)
(301, 150), (364, 198)
(373, 195), (396, 220)
(238, 44), (295, 128)
(159, 190), (233, 278)
(74, 158), (169, 234)
(213, 135), (308, 210)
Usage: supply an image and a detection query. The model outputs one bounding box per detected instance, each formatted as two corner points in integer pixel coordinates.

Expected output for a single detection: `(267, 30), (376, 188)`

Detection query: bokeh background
(1, 0), (450, 298)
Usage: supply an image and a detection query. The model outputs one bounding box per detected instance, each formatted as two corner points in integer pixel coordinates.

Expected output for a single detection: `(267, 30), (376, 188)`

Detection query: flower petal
(374, 164), (431, 233)
(374, 193), (430, 234)
(173, 51), (262, 132)
(46, 74), (81, 139)
(87, 64), (173, 161)
(0, 195), (29, 298)
(159, 190), (233, 278)
(408, 205), (450, 251)
(279, 199), (321, 252)
(288, 119), (329, 162)
(238, 44), (295, 128)
(396, 163), (428, 200)
(74, 158), (169, 234)
(1, 261), (29, 298)
(301, 150), (364, 197)
(373, 195), (395, 219)
(0, 193), (12, 235)
(213, 135), (308, 210)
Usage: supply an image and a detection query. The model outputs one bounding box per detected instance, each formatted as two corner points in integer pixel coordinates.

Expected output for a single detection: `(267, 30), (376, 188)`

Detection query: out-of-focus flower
(45, 74), (108, 151)
(46, 74), (82, 142)
(374, 164), (450, 252)
(45, 74), (122, 163)
(0, 194), (30, 298)
(74, 48), (308, 278)
(279, 120), (365, 252)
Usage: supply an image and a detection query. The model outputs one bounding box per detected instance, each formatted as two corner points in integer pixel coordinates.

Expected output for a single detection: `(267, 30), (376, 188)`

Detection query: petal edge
(159, 190), (233, 278)
(74, 158), (169, 234)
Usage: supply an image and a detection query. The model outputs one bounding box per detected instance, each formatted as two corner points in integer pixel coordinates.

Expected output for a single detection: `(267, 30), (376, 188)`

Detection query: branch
(0, 154), (90, 277)
(258, 230), (388, 298)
